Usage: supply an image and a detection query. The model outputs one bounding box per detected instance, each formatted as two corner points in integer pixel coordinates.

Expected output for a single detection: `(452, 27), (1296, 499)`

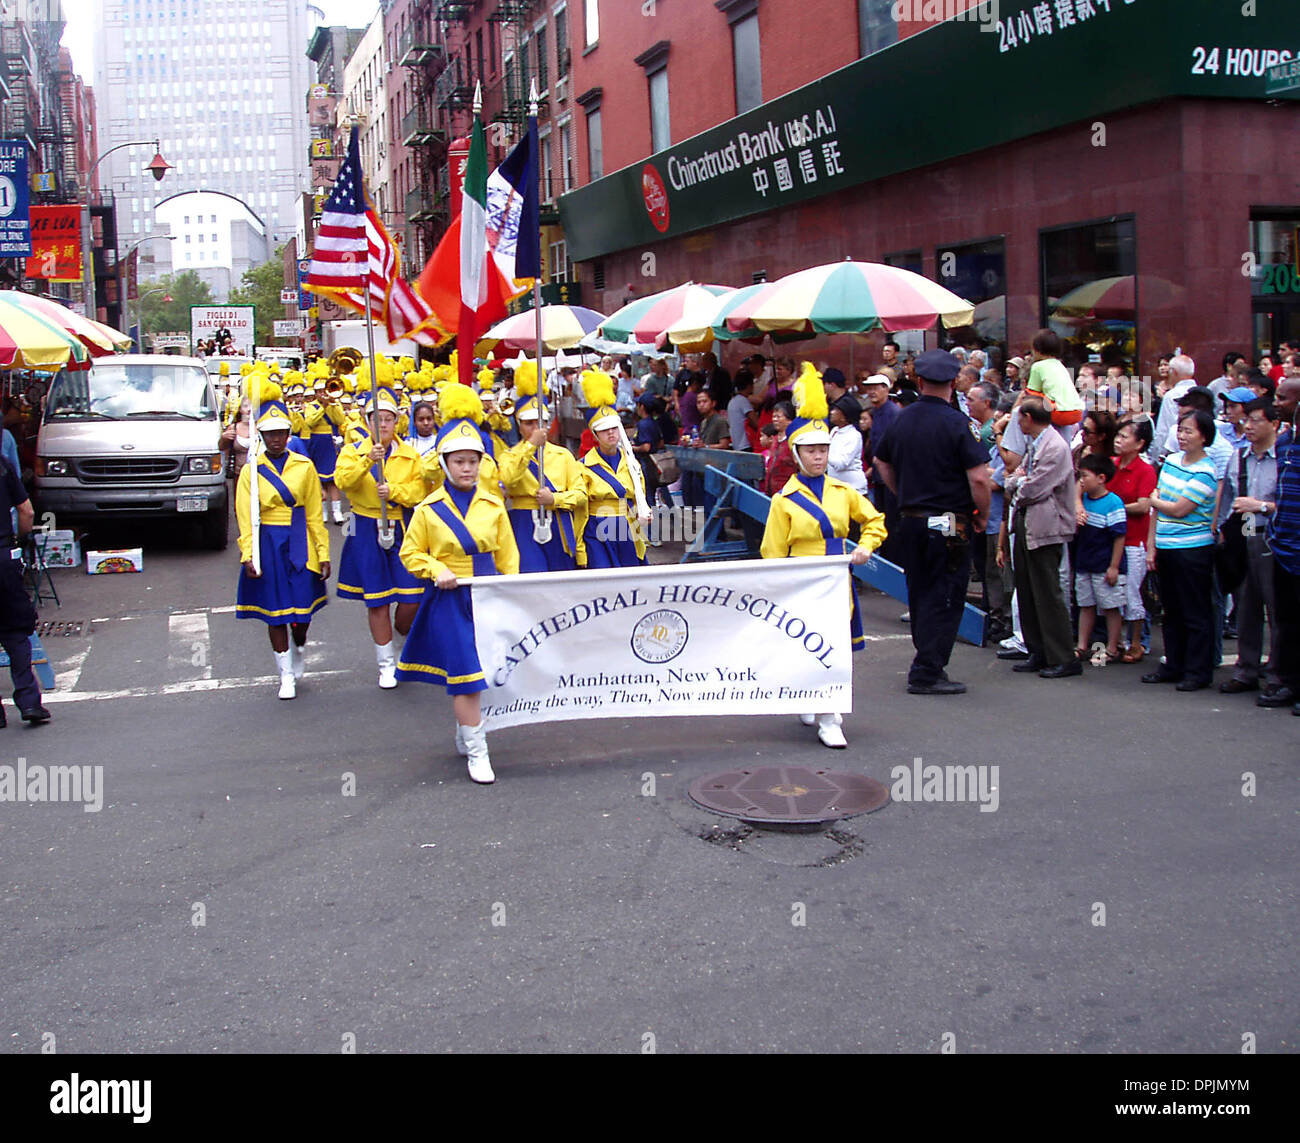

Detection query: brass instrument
(324, 378), (345, 400)
(496, 395), (515, 417)
(327, 346), (364, 376)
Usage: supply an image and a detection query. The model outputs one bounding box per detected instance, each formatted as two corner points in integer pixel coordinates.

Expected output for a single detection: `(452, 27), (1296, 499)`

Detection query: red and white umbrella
(598, 281), (735, 347)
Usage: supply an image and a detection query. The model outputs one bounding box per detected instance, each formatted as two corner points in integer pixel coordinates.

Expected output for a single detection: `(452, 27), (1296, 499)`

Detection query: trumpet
(496, 395), (515, 417)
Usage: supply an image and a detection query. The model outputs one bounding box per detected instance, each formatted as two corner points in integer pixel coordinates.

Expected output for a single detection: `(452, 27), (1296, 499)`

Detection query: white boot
(274, 650), (296, 699)
(332, 500), (346, 524)
(454, 724), (468, 756)
(375, 641), (397, 689)
(799, 713), (817, 727)
(463, 721), (494, 784)
(816, 713), (846, 749)
(291, 642), (306, 679)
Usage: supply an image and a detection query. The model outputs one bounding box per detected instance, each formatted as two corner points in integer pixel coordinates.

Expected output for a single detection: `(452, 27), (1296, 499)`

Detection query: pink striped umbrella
(722, 259), (974, 336)
(598, 281), (735, 347)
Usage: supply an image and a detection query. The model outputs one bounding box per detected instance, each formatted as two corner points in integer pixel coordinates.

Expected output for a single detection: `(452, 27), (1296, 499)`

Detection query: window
(648, 68), (670, 152)
(536, 25), (548, 90)
(559, 121), (574, 192)
(1040, 216), (1138, 370)
(549, 239), (572, 284)
(541, 133), (554, 202)
(732, 13), (761, 115)
(935, 237), (1006, 357)
(584, 0), (598, 47)
(555, 5), (569, 73)
(858, 0), (898, 58)
(585, 107), (603, 181)
(885, 250), (923, 276)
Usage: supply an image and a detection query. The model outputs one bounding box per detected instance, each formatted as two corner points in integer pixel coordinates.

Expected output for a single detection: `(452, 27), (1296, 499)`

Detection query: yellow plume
(580, 368), (616, 410)
(477, 366), (496, 390)
(513, 359), (538, 397)
(438, 381), (484, 424)
(244, 377), (283, 406)
(793, 361), (827, 421)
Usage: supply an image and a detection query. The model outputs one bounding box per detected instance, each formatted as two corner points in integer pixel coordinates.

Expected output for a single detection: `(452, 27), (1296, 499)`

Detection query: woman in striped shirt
(1143, 408), (1220, 691)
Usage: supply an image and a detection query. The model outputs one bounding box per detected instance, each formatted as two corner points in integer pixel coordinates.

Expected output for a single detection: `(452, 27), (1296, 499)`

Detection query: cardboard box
(33, 529), (80, 569)
(86, 548), (144, 575)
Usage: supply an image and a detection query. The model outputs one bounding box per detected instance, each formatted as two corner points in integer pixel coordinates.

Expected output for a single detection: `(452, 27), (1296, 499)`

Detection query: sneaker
(816, 713), (846, 749)
(899, 611), (910, 623)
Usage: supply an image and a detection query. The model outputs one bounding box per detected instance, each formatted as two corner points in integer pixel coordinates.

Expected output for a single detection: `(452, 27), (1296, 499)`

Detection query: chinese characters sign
(25, 205), (82, 280)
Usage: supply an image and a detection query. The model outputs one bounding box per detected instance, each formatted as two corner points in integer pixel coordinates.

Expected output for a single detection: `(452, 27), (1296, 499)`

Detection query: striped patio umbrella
(0, 291), (94, 370)
(598, 282), (735, 347)
(723, 259), (974, 336)
(4, 291), (130, 355)
(479, 304), (607, 351)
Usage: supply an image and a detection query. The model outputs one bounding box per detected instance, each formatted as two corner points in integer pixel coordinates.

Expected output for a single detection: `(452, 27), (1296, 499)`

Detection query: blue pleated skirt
(306, 432), (337, 480)
(582, 517), (646, 569)
(236, 523), (328, 624)
(396, 584), (486, 693)
(509, 508), (577, 573)
(337, 513), (426, 607)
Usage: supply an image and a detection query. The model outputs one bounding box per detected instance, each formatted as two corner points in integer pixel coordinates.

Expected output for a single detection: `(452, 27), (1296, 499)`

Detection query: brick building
(560, 0), (1300, 377)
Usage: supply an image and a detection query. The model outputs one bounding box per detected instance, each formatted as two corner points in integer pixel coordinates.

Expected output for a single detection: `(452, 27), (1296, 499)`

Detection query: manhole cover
(688, 766), (889, 828)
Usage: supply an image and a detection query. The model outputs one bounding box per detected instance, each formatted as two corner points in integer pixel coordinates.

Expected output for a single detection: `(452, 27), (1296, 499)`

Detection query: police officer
(0, 455), (49, 725)
(873, 349), (992, 695)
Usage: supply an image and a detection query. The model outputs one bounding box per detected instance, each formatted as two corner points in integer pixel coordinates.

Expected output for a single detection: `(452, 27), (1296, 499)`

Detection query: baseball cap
(1221, 386), (1257, 404)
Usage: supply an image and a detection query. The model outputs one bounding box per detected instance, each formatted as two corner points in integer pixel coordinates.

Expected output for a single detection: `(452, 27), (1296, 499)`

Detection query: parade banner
(472, 557), (853, 730)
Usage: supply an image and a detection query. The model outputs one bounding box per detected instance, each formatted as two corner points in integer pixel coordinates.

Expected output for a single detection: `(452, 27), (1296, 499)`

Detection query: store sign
(0, 140), (32, 256)
(311, 138), (334, 159)
(273, 319), (300, 338)
(24, 204), (82, 280)
(30, 171), (54, 193)
(561, 0), (1300, 261)
(280, 287), (298, 304)
(191, 306), (256, 356)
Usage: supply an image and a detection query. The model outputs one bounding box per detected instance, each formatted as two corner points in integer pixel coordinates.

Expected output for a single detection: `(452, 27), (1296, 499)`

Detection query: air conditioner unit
(555, 75), (567, 102)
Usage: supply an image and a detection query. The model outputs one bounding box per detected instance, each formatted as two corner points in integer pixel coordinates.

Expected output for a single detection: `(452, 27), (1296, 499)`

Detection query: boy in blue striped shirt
(1073, 454), (1128, 662)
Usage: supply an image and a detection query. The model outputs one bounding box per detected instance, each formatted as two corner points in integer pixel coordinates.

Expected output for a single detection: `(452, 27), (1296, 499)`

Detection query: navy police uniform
(0, 457), (45, 723)
(873, 351), (988, 693)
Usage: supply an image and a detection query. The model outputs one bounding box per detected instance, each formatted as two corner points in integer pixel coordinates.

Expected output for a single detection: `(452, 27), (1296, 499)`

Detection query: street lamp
(80, 139), (173, 326)
(120, 233), (178, 350)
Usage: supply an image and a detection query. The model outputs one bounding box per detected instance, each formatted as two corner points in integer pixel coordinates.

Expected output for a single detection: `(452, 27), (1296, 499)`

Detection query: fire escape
(397, 0), (454, 267)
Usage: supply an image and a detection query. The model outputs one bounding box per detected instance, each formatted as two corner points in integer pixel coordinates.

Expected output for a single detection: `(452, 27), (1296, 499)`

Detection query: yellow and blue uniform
(333, 437), (428, 605)
(580, 447), (647, 566)
(396, 483), (519, 693)
(422, 445), (502, 498)
(761, 472), (887, 651)
(301, 398), (338, 481)
(235, 450), (330, 622)
(498, 438), (588, 570)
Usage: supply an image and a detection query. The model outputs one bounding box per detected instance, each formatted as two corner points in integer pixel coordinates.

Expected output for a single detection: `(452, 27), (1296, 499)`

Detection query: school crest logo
(631, 609), (689, 664)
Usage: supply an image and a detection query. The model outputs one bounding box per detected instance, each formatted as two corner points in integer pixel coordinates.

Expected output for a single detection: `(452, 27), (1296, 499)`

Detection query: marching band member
(579, 368), (651, 567)
(497, 359), (587, 571)
(235, 382), (330, 700)
(760, 363), (887, 748)
(302, 372), (346, 525)
(478, 367), (512, 460)
(406, 400), (440, 458)
(420, 383), (504, 498)
(333, 386), (428, 689)
(397, 394), (519, 784)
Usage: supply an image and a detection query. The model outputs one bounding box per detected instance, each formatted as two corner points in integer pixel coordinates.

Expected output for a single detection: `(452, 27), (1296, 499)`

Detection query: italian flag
(457, 107), (491, 388)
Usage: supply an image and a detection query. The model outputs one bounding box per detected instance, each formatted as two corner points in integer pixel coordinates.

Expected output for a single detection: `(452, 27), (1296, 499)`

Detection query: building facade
(561, 0), (1300, 377)
(152, 189), (269, 299)
(93, 0), (312, 251)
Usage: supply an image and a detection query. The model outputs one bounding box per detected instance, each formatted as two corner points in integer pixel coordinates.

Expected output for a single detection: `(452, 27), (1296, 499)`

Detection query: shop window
(1250, 211), (1300, 360)
(936, 236), (1006, 356)
(1040, 216), (1137, 371)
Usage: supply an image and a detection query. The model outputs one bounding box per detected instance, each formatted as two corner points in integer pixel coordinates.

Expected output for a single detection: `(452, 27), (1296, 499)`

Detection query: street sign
(1266, 57), (1300, 96)
(273, 320), (300, 338)
(0, 140), (32, 256)
(152, 331), (189, 349)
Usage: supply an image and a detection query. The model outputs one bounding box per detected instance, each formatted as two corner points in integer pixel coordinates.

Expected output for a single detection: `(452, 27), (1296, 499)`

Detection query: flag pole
(530, 81), (547, 510)
(249, 375), (262, 576)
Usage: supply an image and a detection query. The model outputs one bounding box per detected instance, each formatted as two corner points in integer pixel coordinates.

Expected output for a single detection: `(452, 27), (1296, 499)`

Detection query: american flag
(306, 126), (447, 345)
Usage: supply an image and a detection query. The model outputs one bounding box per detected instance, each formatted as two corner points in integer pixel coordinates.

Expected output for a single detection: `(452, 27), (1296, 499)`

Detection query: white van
(35, 355), (228, 549)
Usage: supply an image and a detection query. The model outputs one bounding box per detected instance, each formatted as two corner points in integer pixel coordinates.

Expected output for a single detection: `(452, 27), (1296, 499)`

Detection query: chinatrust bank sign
(560, 0), (1300, 262)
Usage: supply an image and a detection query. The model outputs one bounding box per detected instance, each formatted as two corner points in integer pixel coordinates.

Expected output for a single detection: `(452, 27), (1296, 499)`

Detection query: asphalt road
(1, 512), (1295, 1054)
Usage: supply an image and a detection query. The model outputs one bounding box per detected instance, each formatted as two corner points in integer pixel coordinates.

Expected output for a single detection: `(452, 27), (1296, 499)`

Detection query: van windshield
(45, 363), (215, 422)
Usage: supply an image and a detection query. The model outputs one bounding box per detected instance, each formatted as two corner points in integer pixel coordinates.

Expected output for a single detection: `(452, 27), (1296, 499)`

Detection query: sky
(61, 0), (379, 80)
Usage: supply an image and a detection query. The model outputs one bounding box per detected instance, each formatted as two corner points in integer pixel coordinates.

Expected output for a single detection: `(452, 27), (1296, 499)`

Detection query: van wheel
(200, 506), (228, 550)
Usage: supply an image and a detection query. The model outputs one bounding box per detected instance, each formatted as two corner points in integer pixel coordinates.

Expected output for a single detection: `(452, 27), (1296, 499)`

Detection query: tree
(229, 245), (291, 346)
(138, 270), (214, 344)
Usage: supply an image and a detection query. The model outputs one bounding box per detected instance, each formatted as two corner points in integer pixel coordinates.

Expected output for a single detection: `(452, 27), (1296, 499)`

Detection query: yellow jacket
(302, 400), (333, 436)
(400, 485), (520, 581)
(581, 447), (646, 559)
(499, 438), (589, 562)
(761, 474), (887, 559)
(236, 451), (331, 572)
(333, 438), (427, 518)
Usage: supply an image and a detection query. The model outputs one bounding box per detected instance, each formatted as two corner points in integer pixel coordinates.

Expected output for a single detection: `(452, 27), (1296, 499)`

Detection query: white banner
(191, 305), (255, 356)
(471, 557), (853, 729)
